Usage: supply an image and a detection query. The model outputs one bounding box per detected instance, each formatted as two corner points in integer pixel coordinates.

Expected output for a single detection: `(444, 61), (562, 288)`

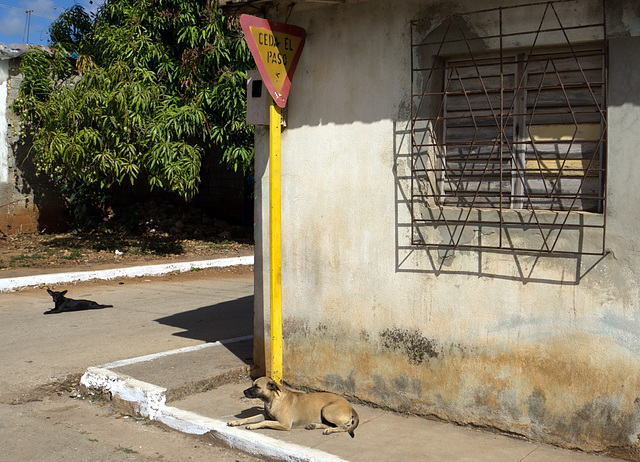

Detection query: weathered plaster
(253, 0), (640, 458)
(283, 321), (640, 454)
(0, 60), (9, 184)
(0, 58), (39, 234)
(0, 56), (64, 233)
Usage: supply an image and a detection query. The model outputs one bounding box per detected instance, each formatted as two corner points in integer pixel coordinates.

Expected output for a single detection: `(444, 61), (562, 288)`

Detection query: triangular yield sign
(240, 14), (306, 108)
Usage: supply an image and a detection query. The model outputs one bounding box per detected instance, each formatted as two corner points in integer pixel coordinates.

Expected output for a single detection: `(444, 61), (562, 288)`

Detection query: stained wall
(252, 0), (640, 457)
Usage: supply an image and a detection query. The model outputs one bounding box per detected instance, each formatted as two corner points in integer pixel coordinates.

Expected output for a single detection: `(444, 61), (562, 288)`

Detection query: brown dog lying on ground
(227, 376), (359, 437)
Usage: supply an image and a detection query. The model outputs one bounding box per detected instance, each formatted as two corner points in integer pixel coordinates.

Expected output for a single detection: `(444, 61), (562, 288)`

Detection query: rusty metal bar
(410, 0), (607, 256)
(410, 20), (416, 246)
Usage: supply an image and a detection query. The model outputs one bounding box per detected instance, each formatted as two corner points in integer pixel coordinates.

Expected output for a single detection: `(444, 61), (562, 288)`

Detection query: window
(410, 0), (607, 255)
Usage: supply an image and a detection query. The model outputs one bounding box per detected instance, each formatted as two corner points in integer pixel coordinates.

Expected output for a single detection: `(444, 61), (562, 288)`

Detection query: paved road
(0, 270), (259, 462)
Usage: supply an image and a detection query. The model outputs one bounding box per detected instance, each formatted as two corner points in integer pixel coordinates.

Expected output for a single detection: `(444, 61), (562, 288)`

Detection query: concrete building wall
(0, 60), (9, 185)
(0, 58), (37, 233)
(253, 0), (640, 457)
(0, 56), (66, 234)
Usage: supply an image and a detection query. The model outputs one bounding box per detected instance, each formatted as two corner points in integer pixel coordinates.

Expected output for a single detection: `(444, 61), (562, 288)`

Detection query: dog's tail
(347, 410), (359, 438)
(98, 304), (113, 309)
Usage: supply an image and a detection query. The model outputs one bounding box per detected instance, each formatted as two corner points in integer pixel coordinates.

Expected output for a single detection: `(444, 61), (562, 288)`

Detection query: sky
(0, 0), (102, 46)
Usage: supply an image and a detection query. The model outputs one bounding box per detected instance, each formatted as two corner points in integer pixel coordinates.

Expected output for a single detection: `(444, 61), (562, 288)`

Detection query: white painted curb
(82, 366), (167, 419)
(158, 407), (348, 462)
(80, 337), (347, 462)
(0, 255), (254, 292)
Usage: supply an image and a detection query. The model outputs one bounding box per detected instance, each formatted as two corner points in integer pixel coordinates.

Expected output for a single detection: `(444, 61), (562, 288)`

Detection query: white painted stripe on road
(100, 335), (254, 369)
(0, 256), (254, 292)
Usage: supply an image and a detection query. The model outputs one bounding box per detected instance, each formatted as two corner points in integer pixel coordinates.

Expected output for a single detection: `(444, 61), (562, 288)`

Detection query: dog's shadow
(232, 405), (263, 419)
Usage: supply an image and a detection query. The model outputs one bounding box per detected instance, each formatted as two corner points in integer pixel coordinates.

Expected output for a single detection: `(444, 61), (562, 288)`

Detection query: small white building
(223, 0), (640, 457)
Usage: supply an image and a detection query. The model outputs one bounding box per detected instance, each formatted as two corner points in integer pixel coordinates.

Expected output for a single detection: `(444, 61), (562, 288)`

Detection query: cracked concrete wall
(0, 58), (38, 233)
(0, 58), (33, 233)
(0, 57), (66, 234)
(0, 58), (66, 234)
(252, 0), (640, 458)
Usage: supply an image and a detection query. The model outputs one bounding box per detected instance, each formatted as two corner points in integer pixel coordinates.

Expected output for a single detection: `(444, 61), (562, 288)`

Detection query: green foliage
(61, 181), (111, 231)
(13, 0), (254, 211)
(48, 4), (93, 52)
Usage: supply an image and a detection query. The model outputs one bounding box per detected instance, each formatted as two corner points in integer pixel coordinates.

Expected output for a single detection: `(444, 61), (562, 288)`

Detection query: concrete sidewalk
(80, 337), (619, 462)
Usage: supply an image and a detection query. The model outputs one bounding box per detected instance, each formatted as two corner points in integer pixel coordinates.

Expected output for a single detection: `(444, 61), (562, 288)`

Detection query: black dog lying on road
(45, 289), (113, 315)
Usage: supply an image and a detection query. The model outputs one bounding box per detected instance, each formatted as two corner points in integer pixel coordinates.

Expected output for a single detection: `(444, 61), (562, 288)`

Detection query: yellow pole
(269, 99), (283, 384)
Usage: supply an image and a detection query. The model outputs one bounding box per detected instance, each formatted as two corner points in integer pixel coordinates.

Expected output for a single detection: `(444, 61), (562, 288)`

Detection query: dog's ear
(267, 380), (281, 395)
(47, 289), (53, 295)
(61, 290), (68, 296)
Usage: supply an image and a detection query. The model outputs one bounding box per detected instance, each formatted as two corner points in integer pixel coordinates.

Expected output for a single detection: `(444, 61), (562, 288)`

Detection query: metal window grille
(410, 0), (607, 255)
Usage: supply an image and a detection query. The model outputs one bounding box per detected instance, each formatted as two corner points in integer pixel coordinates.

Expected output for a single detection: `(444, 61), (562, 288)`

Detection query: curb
(80, 337), (347, 462)
(158, 407), (348, 462)
(0, 255), (254, 292)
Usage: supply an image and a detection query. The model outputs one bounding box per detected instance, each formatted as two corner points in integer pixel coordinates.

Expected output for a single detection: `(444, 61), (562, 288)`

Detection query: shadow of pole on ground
(154, 295), (254, 364)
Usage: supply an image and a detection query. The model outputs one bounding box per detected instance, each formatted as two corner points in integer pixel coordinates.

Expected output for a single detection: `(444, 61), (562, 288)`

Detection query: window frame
(410, 0), (607, 256)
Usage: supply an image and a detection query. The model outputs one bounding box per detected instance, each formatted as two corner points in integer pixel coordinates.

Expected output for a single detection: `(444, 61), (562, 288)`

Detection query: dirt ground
(2, 386), (261, 462)
(0, 230), (254, 279)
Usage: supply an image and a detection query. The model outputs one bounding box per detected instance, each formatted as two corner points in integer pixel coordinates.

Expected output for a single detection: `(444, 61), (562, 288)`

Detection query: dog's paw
(227, 420), (242, 427)
(305, 424), (318, 430)
(244, 424), (258, 430)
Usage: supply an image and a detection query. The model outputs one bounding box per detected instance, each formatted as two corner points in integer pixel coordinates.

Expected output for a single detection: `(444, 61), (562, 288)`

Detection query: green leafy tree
(48, 4), (93, 52)
(14, 0), (254, 208)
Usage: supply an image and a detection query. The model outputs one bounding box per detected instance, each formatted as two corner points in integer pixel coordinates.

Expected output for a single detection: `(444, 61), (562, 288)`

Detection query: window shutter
(441, 48), (605, 212)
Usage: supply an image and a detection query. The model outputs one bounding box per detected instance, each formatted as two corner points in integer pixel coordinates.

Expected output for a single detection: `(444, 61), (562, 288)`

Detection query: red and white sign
(240, 14), (306, 108)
